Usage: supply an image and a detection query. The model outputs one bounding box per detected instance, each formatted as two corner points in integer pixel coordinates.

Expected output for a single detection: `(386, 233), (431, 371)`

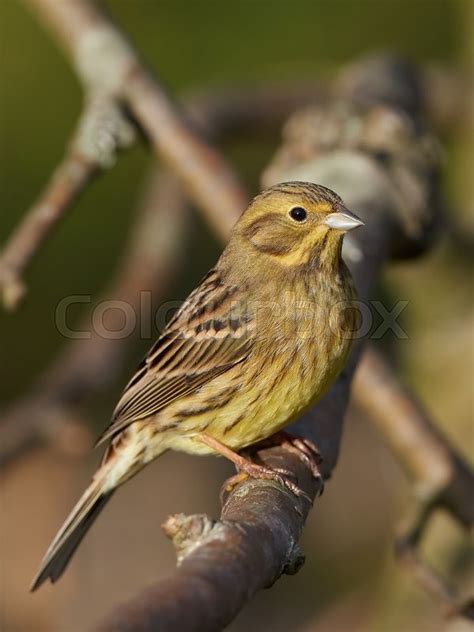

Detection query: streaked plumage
(32, 181), (362, 590)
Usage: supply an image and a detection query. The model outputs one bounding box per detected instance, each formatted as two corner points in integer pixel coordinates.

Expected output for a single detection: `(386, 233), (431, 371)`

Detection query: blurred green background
(1, 1), (472, 631)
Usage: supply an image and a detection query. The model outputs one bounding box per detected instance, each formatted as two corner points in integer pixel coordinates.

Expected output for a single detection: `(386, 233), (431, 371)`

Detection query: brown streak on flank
(175, 396), (233, 419)
(282, 348), (299, 375)
(222, 390), (261, 435)
(222, 412), (247, 435)
(265, 368), (287, 397)
(205, 385), (240, 407)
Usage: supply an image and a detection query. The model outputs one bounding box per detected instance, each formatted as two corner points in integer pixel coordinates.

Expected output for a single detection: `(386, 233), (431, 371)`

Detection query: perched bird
(32, 181), (363, 590)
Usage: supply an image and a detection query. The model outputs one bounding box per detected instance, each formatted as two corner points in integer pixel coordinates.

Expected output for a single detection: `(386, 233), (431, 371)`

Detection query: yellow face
(235, 181), (363, 268)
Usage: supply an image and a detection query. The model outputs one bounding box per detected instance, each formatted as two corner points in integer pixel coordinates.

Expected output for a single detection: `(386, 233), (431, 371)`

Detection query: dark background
(1, 1), (472, 630)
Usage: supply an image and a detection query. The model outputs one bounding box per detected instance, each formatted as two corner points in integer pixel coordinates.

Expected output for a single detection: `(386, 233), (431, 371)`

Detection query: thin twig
(0, 168), (189, 467)
(2, 20), (467, 310)
(26, 0), (247, 238)
(187, 81), (327, 139)
(0, 96), (135, 309)
(0, 0), (248, 310)
(0, 154), (95, 310)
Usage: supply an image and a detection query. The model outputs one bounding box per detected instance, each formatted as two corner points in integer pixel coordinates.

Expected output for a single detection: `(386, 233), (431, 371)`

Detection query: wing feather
(96, 270), (252, 445)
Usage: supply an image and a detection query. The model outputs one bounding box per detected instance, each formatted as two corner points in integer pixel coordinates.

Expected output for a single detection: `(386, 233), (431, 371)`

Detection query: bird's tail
(30, 479), (114, 591)
(31, 422), (162, 590)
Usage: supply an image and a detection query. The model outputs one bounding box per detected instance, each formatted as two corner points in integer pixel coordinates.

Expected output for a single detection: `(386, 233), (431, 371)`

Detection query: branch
(188, 64), (472, 141)
(187, 81), (326, 140)
(0, 153), (93, 310)
(0, 0), (248, 310)
(0, 76), (325, 311)
(353, 345), (474, 616)
(2, 8), (466, 310)
(98, 473), (314, 632)
(0, 97), (134, 309)
(0, 168), (189, 467)
(25, 0), (247, 237)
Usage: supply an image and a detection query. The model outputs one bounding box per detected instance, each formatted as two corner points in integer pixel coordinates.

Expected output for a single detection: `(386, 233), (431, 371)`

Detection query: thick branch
(98, 476), (312, 632)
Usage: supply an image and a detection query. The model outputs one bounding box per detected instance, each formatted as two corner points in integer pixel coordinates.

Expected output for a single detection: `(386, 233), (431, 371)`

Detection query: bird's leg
(254, 431), (324, 494)
(198, 433), (311, 505)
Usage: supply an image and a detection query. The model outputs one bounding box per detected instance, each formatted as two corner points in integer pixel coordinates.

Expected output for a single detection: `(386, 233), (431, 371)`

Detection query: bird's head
(232, 181), (363, 270)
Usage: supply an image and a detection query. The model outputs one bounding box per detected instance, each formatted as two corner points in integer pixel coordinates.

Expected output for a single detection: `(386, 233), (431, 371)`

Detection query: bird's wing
(96, 269), (252, 445)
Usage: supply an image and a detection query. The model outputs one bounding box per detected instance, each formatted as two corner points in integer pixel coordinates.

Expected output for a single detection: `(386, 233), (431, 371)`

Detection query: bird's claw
(268, 432), (325, 496)
(221, 461), (311, 512)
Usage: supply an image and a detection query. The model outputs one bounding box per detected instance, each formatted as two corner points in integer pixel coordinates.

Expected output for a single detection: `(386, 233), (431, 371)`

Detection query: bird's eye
(289, 206), (307, 222)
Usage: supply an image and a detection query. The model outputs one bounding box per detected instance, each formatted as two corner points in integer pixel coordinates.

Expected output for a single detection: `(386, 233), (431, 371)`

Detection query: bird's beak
(324, 209), (364, 232)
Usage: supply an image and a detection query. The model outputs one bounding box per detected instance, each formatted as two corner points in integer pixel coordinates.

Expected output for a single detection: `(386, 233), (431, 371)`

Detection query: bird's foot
(198, 432), (311, 507)
(221, 459), (311, 506)
(260, 431), (325, 496)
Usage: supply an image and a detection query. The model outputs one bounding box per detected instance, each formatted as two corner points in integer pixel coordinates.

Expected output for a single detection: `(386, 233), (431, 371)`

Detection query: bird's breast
(160, 269), (355, 454)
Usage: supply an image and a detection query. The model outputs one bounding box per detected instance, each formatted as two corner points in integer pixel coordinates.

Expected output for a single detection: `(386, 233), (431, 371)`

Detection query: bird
(31, 181), (363, 590)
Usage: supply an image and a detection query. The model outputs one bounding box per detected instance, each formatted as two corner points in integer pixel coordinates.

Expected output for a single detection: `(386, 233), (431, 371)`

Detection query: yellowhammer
(32, 181), (363, 590)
